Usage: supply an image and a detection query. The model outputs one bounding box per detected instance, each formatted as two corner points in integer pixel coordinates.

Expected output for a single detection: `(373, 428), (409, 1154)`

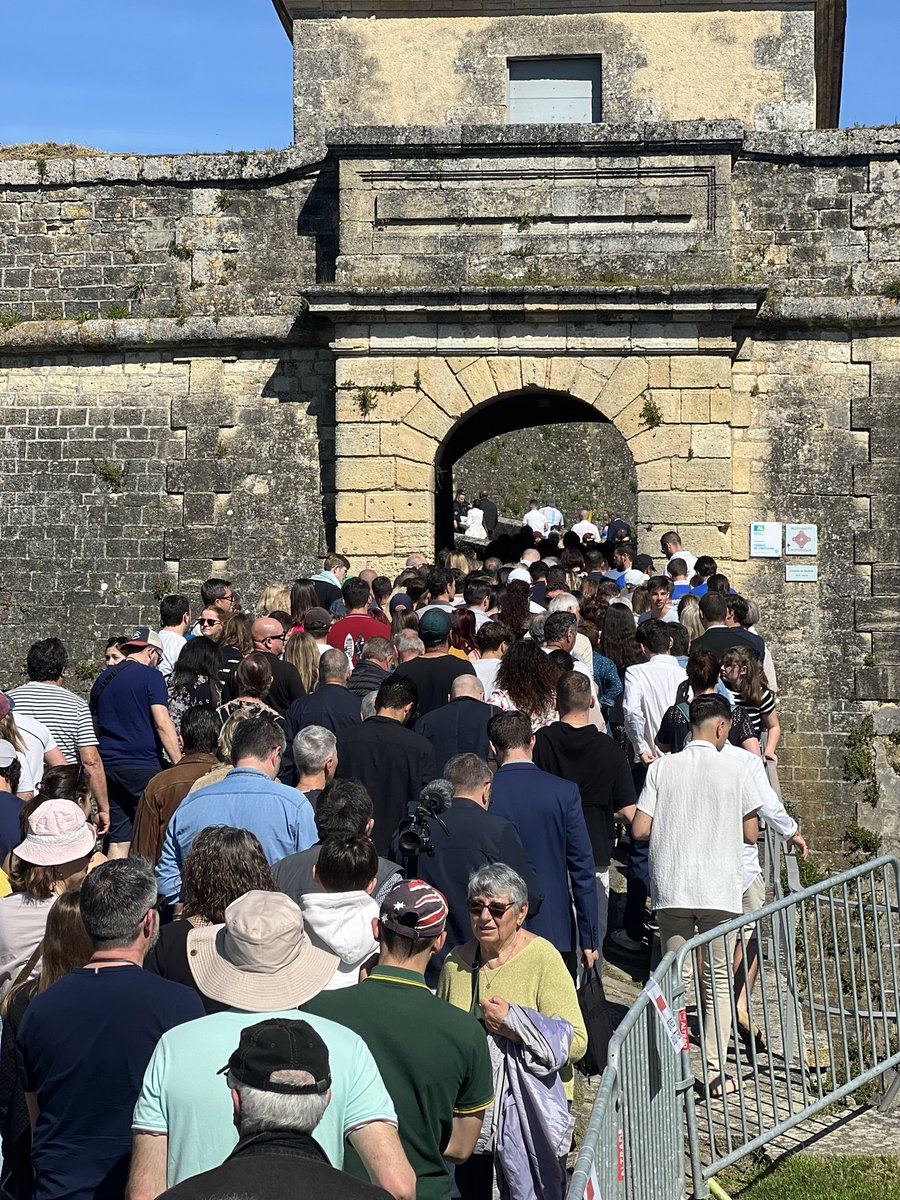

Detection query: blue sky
(0, 0), (896, 154)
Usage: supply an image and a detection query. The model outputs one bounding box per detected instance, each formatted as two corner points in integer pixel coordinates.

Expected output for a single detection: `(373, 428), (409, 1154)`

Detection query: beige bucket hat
(187, 890), (338, 1011)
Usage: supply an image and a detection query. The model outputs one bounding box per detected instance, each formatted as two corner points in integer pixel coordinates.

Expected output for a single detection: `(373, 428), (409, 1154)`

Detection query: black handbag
(575, 966), (616, 1076)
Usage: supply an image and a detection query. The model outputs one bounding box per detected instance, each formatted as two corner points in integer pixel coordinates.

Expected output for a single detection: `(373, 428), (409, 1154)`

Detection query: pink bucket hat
(14, 799), (97, 867)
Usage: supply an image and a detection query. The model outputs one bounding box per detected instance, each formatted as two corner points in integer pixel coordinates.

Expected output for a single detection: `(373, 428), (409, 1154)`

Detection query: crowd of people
(0, 508), (808, 1198)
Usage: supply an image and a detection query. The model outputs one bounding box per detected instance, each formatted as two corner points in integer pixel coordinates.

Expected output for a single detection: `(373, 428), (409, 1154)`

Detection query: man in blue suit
(487, 710), (599, 974)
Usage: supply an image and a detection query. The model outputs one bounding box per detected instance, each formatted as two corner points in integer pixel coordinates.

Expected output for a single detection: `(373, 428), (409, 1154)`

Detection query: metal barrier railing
(569, 959), (685, 1200)
(568, 851), (900, 1200)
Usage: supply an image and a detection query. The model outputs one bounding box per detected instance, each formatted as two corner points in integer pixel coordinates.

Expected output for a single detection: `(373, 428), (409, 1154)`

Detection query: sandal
(736, 1012), (767, 1056)
(707, 1074), (739, 1098)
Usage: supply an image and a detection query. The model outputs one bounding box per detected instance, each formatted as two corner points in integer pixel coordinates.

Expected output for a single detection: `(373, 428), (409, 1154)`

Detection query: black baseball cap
(219, 1018), (331, 1095)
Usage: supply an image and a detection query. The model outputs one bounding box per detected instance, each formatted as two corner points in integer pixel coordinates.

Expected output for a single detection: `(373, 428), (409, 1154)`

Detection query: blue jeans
(623, 762), (650, 940)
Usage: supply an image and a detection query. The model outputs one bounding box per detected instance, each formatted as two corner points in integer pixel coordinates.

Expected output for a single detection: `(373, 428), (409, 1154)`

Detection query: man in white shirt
(158, 595), (190, 677)
(632, 694), (759, 1091)
(522, 500), (549, 536)
(622, 622), (687, 767)
(659, 530), (697, 578)
(610, 620), (687, 954)
(571, 508), (601, 542)
(473, 621), (510, 696)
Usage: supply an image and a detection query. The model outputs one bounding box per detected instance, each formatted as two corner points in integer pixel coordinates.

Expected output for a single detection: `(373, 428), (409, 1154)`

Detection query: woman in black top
(144, 827), (277, 1013)
(656, 649), (761, 755)
(167, 636), (222, 736)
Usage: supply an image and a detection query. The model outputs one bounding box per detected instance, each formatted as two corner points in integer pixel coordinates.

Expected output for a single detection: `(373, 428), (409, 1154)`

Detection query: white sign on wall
(749, 522), (782, 558)
(785, 524), (818, 555)
(786, 564), (819, 583)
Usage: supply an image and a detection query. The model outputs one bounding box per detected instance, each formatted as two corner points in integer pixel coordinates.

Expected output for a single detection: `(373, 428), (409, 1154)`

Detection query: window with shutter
(507, 57), (602, 124)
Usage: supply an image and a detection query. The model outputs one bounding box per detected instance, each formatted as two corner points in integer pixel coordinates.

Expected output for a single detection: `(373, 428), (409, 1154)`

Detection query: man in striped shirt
(8, 638), (110, 835)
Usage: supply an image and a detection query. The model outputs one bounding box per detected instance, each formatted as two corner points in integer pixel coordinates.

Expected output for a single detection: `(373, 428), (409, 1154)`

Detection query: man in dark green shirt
(305, 880), (492, 1200)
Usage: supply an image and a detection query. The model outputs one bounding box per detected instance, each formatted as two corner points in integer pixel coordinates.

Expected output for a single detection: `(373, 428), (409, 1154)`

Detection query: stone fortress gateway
(3, 0), (900, 850)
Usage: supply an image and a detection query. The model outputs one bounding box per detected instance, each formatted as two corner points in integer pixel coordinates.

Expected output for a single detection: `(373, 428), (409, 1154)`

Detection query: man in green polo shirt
(305, 879), (492, 1200)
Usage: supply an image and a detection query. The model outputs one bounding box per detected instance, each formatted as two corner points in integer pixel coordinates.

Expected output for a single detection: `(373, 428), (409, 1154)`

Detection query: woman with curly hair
(167, 636), (221, 736)
(489, 640), (559, 730)
(282, 631), (320, 695)
(144, 826), (276, 1013)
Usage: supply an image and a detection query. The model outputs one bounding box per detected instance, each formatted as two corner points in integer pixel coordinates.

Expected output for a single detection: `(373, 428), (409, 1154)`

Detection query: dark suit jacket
(404, 797), (544, 985)
(414, 698), (501, 775)
(335, 716), (435, 855)
(489, 761), (598, 955)
(280, 686), (362, 786)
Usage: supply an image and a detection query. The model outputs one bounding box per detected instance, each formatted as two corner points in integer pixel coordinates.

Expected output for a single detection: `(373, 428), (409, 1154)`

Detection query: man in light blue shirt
(156, 716), (316, 902)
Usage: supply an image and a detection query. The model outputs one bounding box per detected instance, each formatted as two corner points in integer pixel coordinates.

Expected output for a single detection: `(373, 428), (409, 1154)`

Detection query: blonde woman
(282, 631), (320, 695)
(257, 585), (291, 617)
(677, 593), (705, 644)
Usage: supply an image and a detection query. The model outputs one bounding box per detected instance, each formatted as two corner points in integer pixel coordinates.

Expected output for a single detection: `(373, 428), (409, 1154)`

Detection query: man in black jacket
(407, 753), (543, 985)
(533, 671), (637, 965)
(157, 1018), (393, 1200)
(414, 676), (500, 775)
(281, 650), (362, 786)
(335, 676), (435, 856)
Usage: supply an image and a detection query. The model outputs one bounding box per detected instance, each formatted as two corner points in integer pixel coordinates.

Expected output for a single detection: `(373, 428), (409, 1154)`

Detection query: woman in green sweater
(438, 863), (586, 1199)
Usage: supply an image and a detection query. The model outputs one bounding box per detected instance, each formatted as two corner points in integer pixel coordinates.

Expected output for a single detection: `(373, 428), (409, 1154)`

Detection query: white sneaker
(608, 928), (645, 953)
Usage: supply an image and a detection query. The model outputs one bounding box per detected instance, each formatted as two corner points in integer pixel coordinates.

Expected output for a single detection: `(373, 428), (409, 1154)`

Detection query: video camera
(396, 778), (453, 871)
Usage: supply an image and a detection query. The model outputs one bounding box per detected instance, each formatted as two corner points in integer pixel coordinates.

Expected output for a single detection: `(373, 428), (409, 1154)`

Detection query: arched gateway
(310, 286), (760, 576)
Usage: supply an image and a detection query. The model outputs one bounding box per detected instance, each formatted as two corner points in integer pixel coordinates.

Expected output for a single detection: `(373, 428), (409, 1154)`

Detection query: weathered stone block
(669, 357), (731, 388)
(404, 397), (454, 441)
(337, 521), (394, 555)
(628, 424), (690, 463)
(364, 491), (432, 522)
(334, 455), (395, 492)
(335, 423), (382, 456)
(384, 424), (437, 463)
(671, 457), (732, 491)
(691, 424), (731, 458)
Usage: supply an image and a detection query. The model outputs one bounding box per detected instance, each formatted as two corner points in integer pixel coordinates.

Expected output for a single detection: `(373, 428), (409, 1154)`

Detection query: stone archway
(433, 388), (615, 550)
(313, 286), (760, 575)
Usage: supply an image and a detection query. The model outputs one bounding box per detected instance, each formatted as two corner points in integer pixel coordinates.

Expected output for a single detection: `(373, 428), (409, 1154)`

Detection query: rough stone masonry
(2, 0), (899, 852)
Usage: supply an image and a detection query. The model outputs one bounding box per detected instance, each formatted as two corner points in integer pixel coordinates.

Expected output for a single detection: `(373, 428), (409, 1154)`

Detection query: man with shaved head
(221, 616), (306, 716)
(414, 673), (501, 774)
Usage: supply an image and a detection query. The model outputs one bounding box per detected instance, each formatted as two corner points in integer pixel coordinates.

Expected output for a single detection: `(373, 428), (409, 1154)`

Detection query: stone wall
(0, 320), (333, 683)
(0, 151), (331, 320)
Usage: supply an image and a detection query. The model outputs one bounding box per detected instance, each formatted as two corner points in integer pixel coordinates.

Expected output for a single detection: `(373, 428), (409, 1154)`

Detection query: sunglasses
(199, 618), (220, 627)
(467, 900), (514, 921)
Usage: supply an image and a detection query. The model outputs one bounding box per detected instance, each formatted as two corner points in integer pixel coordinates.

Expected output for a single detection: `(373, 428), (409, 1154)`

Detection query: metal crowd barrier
(569, 849), (900, 1200)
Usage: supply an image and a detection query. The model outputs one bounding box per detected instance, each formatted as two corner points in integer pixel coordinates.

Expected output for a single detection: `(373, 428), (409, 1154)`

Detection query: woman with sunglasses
(438, 863), (586, 1200)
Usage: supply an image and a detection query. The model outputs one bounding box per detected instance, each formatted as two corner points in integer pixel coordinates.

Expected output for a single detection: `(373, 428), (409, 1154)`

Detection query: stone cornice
(303, 284), (766, 324)
(326, 121), (746, 157)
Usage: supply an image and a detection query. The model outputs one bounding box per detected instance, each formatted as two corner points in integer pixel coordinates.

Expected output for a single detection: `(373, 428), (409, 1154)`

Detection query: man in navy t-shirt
(89, 628), (182, 854)
(17, 859), (203, 1200)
